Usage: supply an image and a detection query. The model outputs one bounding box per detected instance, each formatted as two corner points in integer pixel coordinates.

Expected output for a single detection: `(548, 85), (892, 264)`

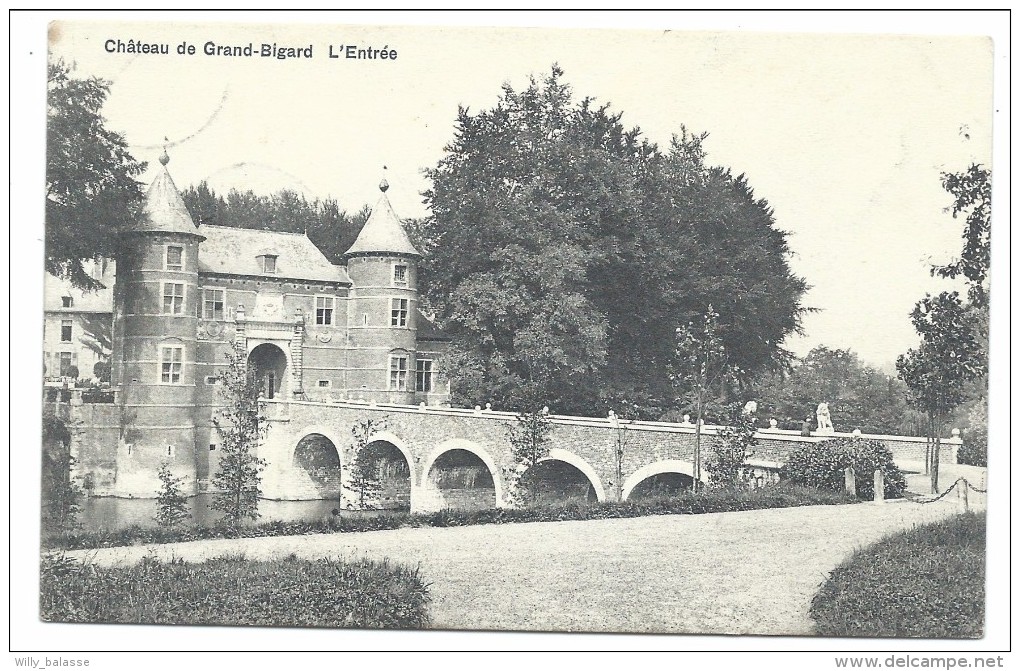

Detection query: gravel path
(61, 498), (974, 634)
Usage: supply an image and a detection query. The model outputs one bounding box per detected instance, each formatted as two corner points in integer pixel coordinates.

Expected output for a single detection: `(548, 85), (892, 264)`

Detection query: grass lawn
(40, 553), (431, 628)
(810, 511), (985, 638)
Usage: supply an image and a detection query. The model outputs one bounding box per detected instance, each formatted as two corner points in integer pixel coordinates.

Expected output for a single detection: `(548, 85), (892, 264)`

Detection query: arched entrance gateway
(293, 433), (341, 499)
(248, 343), (288, 399)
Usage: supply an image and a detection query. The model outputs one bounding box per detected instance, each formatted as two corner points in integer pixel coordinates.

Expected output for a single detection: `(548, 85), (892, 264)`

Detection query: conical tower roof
(128, 150), (202, 237)
(344, 178), (420, 257)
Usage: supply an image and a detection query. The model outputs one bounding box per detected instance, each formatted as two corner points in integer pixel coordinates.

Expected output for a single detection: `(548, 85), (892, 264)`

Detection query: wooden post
(844, 467), (856, 497)
(960, 479), (970, 512)
(873, 469), (885, 505)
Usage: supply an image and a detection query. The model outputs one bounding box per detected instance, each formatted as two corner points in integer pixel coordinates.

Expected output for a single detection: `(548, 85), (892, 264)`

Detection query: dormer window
(260, 255), (278, 274)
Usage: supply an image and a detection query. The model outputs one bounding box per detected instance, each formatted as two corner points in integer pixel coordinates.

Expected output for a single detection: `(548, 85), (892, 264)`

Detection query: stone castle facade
(47, 151), (450, 495)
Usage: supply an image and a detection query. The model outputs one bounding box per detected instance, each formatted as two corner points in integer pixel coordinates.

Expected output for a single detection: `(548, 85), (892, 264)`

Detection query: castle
(46, 151), (449, 495)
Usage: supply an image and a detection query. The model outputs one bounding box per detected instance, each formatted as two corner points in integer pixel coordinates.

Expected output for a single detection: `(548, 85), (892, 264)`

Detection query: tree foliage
(420, 66), (807, 416)
(896, 292), (984, 492)
(504, 408), (553, 506)
(155, 461), (191, 527)
(180, 183), (370, 264)
(932, 164), (991, 309)
(344, 418), (388, 509)
(708, 404), (758, 488)
(671, 307), (730, 489)
(752, 346), (913, 435)
(211, 351), (268, 526)
(41, 415), (82, 532)
(47, 60), (145, 291)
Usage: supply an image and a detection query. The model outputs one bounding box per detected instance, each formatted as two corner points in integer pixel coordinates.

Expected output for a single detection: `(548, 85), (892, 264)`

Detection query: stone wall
(62, 395), (961, 508)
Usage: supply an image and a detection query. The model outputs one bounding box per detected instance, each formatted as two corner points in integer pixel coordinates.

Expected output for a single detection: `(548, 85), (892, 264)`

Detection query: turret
(343, 177), (420, 403)
(111, 149), (204, 495)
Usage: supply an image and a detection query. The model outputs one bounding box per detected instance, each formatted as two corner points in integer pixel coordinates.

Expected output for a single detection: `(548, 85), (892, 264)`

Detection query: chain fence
(909, 476), (987, 505)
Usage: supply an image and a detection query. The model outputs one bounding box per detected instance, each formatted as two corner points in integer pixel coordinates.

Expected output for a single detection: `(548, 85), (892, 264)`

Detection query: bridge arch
(362, 430), (415, 480)
(289, 426), (346, 499)
(530, 448), (607, 503)
(421, 439), (505, 509)
(621, 459), (709, 501)
(290, 425), (347, 464)
(361, 430), (415, 510)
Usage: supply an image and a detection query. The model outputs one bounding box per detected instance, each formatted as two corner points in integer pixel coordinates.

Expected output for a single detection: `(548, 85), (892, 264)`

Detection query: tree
(154, 461), (190, 527)
(504, 407), (552, 506)
(345, 418), (387, 509)
(179, 183), (370, 265)
(932, 164), (991, 310)
(752, 346), (913, 435)
(47, 60), (145, 291)
(41, 414), (82, 532)
(420, 66), (806, 415)
(671, 306), (729, 492)
(896, 292), (983, 493)
(708, 404), (758, 488)
(210, 351), (268, 526)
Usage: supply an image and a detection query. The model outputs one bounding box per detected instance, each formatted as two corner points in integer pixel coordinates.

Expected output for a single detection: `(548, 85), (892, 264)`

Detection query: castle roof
(344, 180), (420, 257)
(129, 152), (203, 237)
(197, 225), (352, 285)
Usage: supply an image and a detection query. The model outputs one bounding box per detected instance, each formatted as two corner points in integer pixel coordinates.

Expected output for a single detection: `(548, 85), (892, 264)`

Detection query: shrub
(45, 483), (856, 551)
(810, 512), (985, 638)
(155, 462), (190, 527)
(781, 437), (906, 500)
(40, 553), (431, 628)
(93, 361), (111, 383)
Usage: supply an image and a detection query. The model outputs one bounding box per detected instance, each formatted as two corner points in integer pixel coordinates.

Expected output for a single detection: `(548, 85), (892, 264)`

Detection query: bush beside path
(59, 497), (976, 634)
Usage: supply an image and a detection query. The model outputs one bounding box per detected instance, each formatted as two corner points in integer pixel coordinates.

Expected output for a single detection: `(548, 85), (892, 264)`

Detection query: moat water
(79, 494), (390, 531)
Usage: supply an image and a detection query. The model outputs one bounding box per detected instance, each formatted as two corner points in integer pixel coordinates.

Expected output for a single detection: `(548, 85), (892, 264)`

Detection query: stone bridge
(258, 399), (960, 513)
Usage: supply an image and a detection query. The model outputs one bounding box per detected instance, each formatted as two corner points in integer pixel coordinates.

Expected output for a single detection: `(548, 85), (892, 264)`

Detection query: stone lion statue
(816, 402), (834, 433)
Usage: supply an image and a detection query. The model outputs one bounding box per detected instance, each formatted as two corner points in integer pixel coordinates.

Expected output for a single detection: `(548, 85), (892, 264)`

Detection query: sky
(38, 16), (998, 369)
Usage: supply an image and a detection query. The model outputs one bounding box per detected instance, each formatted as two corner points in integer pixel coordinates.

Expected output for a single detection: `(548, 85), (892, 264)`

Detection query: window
(317, 379), (331, 388)
(315, 296), (334, 325)
(61, 296), (72, 308)
(166, 245), (183, 271)
(203, 288), (225, 320)
(205, 375), (220, 385)
(415, 359), (434, 393)
(389, 355), (408, 391)
(59, 352), (73, 377)
(261, 255), (278, 274)
(209, 444), (216, 451)
(393, 263), (408, 287)
(160, 345), (183, 384)
(163, 282), (184, 314)
(391, 298), (408, 327)
(61, 320), (73, 342)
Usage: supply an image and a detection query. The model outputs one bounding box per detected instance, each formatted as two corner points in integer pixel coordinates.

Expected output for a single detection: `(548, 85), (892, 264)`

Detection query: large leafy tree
(421, 66), (806, 415)
(46, 60), (145, 291)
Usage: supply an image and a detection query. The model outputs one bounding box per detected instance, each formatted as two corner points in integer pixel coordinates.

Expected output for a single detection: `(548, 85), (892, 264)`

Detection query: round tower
(112, 149), (205, 496)
(343, 177), (421, 404)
